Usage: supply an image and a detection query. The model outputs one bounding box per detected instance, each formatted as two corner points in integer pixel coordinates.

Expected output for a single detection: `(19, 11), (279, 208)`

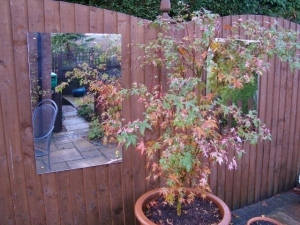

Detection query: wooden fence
(0, 0), (300, 224)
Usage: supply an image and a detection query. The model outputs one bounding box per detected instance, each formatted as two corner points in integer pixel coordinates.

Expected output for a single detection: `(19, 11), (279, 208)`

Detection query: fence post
(160, 0), (176, 23)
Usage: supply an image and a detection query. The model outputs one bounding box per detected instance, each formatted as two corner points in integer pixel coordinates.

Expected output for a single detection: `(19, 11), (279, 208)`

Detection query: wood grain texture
(1, 1), (300, 224)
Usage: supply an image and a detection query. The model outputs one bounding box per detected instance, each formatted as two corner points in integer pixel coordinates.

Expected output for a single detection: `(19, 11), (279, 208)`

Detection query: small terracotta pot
(134, 188), (231, 225)
(246, 216), (282, 225)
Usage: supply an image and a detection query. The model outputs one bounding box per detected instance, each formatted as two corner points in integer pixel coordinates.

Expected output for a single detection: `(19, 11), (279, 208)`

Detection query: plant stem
(176, 201), (182, 216)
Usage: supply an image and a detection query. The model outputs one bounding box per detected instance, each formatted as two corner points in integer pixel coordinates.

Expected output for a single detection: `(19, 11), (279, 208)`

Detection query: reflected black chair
(33, 99), (58, 170)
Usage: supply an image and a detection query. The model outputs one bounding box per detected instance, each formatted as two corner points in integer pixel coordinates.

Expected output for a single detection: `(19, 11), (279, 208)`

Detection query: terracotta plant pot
(134, 188), (231, 225)
(247, 216), (282, 225)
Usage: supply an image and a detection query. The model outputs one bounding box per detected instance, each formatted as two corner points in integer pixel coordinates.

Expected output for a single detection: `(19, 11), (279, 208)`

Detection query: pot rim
(134, 188), (231, 225)
(246, 216), (282, 225)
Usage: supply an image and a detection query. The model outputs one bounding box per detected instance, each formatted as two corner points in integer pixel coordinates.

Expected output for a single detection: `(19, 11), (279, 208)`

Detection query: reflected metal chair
(33, 99), (58, 170)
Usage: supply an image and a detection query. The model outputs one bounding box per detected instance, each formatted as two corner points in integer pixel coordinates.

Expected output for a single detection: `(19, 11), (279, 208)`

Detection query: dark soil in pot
(144, 196), (222, 225)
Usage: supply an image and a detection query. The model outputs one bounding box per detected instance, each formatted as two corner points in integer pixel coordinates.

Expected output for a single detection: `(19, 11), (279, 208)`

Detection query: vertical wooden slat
(93, 6), (114, 225)
(240, 17), (251, 204)
(266, 17), (279, 198)
(271, 20), (284, 195)
(96, 165), (112, 224)
(80, 6), (103, 225)
(83, 167), (99, 225)
(89, 6), (100, 33)
(28, 0), (45, 32)
(291, 23), (300, 189)
(41, 174), (60, 225)
(260, 16), (275, 201)
(54, 2), (76, 225)
(109, 163), (124, 225)
(246, 98), (255, 206)
(75, 3), (89, 33)
(232, 100), (243, 209)
(239, 13), (254, 204)
(103, 10), (125, 225)
(130, 16), (146, 225)
(26, 0), (49, 224)
(60, 1), (75, 33)
(44, 0), (60, 33)
(280, 19), (294, 192)
(0, 94), (15, 225)
(220, 16), (233, 209)
(118, 11), (135, 225)
(254, 15), (267, 203)
(56, 171), (73, 225)
(69, 170), (87, 225)
(216, 16), (228, 203)
(4, 0), (32, 224)
(65, 4), (90, 225)
(273, 18), (288, 195)
(144, 20), (160, 192)
(42, 1), (61, 224)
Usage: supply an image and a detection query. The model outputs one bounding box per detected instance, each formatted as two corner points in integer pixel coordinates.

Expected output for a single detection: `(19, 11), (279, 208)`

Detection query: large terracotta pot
(134, 188), (231, 225)
(246, 216), (282, 225)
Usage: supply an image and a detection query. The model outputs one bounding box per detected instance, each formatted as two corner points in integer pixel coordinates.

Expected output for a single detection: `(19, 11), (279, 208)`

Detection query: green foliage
(219, 76), (258, 114)
(56, 0), (300, 23)
(88, 118), (104, 140)
(77, 104), (94, 122)
(51, 33), (94, 53)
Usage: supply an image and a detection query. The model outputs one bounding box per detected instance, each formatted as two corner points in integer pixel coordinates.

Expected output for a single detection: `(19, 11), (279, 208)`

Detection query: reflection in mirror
(27, 32), (122, 174)
(206, 38), (259, 132)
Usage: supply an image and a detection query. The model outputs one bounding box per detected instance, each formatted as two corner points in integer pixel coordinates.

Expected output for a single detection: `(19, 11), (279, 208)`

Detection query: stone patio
(35, 103), (122, 174)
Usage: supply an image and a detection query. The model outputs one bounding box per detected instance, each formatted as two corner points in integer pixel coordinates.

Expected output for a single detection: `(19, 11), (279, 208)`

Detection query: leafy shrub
(77, 104), (94, 122)
(88, 118), (104, 140)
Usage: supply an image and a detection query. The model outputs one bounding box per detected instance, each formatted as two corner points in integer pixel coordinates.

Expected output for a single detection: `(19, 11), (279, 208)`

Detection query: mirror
(27, 32), (122, 174)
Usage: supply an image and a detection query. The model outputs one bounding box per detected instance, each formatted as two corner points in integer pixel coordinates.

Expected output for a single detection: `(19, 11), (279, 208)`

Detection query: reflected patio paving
(36, 104), (122, 174)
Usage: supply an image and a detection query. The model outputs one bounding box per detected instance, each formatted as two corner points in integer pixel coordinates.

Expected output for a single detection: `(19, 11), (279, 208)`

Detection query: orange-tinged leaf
(217, 73), (225, 81)
(224, 25), (232, 30)
(203, 119), (217, 128)
(233, 78), (244, 89)
(137, 141), (145, 155)
(195, 127), (205, 137)
(178, 46), (188, 55)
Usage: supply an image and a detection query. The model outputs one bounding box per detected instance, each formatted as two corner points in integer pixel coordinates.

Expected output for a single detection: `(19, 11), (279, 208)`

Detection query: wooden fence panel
(1, 0), (300, 224)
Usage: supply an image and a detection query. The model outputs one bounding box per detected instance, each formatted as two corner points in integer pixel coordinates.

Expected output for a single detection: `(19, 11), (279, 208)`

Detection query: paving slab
(81, 150), (103, 159)
(49, 148), (83, 164)
(63, 110), (78, 117)
(65, 123), (89, 131)
(55, 142), (75, 150)
(74, 140), (100, 152)
(50, 162), (71, 172)
(67, 156), (108, 169)
(63, 117), (87, 125)
(38, 104), (122, 174)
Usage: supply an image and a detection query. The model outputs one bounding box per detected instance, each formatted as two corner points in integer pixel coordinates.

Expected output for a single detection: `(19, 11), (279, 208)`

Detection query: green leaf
(139, 119), (152, 135)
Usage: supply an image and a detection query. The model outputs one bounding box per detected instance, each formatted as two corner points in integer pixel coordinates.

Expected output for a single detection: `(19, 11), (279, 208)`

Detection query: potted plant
(247, 216), (282, 225)
(116, 5), (300, 225)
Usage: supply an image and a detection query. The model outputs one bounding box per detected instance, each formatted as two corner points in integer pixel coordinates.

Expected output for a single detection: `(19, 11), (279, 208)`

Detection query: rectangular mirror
(27, 32), (122, 174)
